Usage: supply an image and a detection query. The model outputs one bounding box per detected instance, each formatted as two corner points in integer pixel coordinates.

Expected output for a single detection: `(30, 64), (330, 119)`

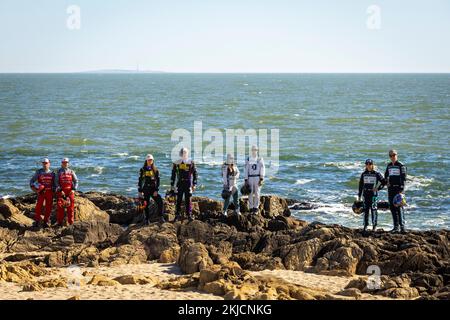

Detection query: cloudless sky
(0, 0), (449, 72)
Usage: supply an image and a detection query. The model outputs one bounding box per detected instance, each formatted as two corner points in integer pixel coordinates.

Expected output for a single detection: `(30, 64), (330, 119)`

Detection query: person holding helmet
(171, 147), (198, 221)
(138, 154), (164, 224)
(29, 158), (55, 227)
(385, 150), (407, 233)
(244, 145), (265, 214)
(358, 159), (386, 232)
(222, 154), (240, 217)
(55, 158), (78, 226)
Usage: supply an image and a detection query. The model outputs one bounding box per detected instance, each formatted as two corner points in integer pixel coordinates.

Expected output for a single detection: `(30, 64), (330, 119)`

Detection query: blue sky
(0, 0), (449, 72)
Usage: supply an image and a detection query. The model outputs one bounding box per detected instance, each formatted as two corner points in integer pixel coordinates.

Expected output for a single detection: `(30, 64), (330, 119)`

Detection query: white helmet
(226, 154), (235, 164)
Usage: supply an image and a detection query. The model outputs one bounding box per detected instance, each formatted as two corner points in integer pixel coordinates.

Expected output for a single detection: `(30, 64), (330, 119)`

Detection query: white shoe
(234, 210), (241, 216)
(223, 211), (228, 217)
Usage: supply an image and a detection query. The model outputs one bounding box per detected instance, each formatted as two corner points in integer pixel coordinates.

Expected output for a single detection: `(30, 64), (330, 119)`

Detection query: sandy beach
(0, 261), (393, 300)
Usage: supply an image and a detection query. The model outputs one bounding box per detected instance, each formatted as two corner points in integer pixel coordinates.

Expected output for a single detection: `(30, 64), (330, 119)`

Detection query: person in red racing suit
(29, 158), (55, 226)
(55, 158), (78, 226)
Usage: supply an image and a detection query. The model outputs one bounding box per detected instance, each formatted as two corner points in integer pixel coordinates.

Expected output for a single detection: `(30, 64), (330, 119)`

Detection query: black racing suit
(171, 159), (198, 217)
(138, 165), (164, 220)
(358, 170), (386, 228)
(385, 161), (407, 229)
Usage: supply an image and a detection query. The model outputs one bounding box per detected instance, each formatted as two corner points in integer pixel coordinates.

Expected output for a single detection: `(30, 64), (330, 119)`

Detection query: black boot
(390, 226), (400, 233)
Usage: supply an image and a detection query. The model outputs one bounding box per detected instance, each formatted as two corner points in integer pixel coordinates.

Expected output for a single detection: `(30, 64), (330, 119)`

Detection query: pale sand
(251, 270), (390, 300)
(0, 263), (385, 300)
(0, 262), (221, 300)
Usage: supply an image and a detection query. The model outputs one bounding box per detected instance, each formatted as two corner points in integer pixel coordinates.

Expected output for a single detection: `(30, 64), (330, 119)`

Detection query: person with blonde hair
(222, 154), (240, 217)
(138, 154), (164, 224)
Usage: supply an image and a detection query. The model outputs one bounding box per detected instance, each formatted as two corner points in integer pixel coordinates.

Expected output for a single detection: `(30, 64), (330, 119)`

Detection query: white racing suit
(244, 156), (265, 211)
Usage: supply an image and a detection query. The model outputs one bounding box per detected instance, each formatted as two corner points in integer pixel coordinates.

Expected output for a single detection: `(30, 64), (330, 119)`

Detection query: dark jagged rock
(81, 192), (142, 225)
(0, 199), (34, 229)
(11, 192), (110, 225)
(60, 220), (123, 244)
(178, 239), (213, 274)
(1, 192), (449, 300)
(289, 202), (321, 211)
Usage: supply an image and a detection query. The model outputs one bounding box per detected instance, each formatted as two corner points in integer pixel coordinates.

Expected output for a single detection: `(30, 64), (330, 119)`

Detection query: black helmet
(165, 189), (177, 202)
(221, 189), (232, 200)
(240, 183), (251, 195)
(365, 159), (374, 165)
(352, 200), (364, 214)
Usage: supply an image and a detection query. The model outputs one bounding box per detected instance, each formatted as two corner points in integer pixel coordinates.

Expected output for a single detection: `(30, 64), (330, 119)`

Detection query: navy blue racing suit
(358, 170), (386, 228)
(385, 161), (407, 229)
(138, 165), (164, 220)
(171, 159), (198, 217)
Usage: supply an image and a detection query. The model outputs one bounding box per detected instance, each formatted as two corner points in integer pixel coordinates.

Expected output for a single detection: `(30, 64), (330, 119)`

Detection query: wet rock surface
(0, 192), (449, 300)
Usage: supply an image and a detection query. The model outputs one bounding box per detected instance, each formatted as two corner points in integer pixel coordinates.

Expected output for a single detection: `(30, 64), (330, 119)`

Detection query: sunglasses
(389, 154), (397, 157)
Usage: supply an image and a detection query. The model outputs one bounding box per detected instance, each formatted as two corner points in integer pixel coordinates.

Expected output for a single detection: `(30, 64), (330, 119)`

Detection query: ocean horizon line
(1, 71), (450, 75)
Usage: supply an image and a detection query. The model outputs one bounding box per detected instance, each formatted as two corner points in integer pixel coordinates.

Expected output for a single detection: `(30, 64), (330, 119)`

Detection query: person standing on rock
(55, 158), (78, 226)
(222, 154), (240, 217)
(29, 158), (55, 228)
(385, 150), (407, 233)
(138, 154), (164, 224)
(244, 145), (265, 214)
(171, 147), (198, 221)
(358, 159), (386, 232)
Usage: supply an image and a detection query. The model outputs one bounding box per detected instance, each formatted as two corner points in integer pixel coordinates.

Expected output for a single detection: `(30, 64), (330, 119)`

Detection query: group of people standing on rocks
(357, 149), (407, 233)
(29, 158), (78, 228)
(137, 145), (265, 224)
(29, 147), (407, 234)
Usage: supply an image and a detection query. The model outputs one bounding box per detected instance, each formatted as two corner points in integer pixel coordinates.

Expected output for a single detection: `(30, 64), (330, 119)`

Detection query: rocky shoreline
(1, 192), (449, 300)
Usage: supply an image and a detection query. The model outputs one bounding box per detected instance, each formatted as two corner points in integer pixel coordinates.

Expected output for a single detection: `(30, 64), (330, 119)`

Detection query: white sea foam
(198, 159), (223, 166)
(112, 152), (129, 157)
(308, 202), (349, 214)
(94, 166), (104, 175)
(406, 175), (434, 191)
(323, 161), (362, 171)
(127, 155), (140, 161)
(295, 178), (315, 185)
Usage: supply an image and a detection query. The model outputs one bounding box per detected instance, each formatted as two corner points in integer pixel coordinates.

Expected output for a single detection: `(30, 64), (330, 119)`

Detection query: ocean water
(0, 73), (449, 230)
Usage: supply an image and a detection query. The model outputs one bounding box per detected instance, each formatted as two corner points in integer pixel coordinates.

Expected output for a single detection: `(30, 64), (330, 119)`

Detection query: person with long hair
(138, 154), (164, 223)
(222, 154), (240, 216)
(358, 159), (386, 232)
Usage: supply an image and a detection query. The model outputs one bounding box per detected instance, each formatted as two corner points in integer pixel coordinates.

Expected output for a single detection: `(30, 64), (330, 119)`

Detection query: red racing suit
(30, 169), (55, 223)
(55, 168), (78, 225)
